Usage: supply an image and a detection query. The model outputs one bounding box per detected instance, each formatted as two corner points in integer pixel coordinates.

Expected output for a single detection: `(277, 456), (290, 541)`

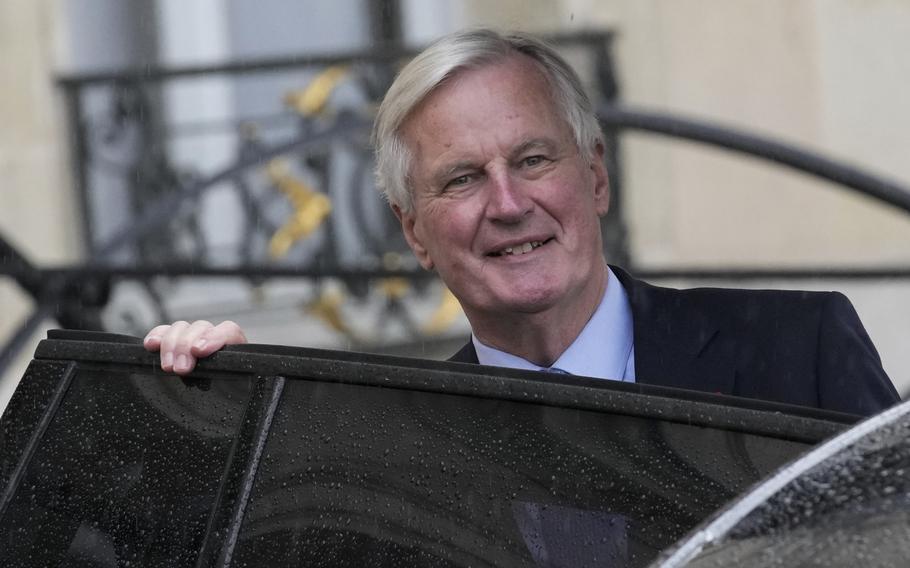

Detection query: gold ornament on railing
(265, 159), (332, 259)
(284, 66), (349, 117)
(422, 287), (461, 335)
(306, 287), (351, 336)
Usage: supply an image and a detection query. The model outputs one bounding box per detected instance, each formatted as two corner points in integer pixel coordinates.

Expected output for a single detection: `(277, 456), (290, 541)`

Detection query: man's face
(395, 55), (610, 327)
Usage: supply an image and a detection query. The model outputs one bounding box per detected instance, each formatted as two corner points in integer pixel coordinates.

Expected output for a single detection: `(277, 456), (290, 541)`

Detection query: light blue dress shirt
(471, 267), (636, 382)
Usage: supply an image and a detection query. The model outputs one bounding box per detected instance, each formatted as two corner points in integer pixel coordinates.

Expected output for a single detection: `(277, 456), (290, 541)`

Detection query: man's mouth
(488, 238), (554, 257)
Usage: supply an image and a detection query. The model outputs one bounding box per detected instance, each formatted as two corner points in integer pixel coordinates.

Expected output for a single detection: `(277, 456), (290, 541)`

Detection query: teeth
(497, 240), (543, 256)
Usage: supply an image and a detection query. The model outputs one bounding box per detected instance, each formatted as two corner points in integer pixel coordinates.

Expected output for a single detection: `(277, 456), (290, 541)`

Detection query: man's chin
(487, 288), (563, 315)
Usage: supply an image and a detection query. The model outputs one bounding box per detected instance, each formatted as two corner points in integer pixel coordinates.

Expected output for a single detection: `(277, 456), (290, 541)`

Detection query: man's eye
(522, 155), (546, 167)
(446, 174), (472, 188)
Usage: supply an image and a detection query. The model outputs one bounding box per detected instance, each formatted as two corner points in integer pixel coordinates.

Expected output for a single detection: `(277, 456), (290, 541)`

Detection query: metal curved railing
(598, 105), (910, 215)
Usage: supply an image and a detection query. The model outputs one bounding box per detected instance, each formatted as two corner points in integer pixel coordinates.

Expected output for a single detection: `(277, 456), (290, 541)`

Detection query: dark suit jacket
(449, 267), (899, 416)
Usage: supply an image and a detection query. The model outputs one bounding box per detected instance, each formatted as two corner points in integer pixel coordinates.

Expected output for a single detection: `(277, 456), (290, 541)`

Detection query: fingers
(143, 324), (172, 352)
(149, 320), (208, 376)
(192, 320), (247, 357)
(158, 320), (193, 375)
(143, 320), (248, 376)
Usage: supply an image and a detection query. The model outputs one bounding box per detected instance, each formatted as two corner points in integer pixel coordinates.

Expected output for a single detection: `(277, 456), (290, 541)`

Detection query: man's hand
(143, 320), (247, 376)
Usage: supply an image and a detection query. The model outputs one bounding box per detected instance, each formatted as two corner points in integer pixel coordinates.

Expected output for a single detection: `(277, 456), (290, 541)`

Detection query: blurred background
(2, 0), (909, 410)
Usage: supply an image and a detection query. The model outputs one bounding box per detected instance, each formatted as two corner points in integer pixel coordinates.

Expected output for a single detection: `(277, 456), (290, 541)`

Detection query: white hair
(372, 28), (604, 212)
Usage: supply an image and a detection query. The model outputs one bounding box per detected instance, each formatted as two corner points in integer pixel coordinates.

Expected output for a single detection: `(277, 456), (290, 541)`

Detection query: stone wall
(0, 0), (79, 409)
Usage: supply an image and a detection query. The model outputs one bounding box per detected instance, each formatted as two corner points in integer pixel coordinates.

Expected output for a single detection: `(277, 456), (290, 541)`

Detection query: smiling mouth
(488, 237), (554, 257)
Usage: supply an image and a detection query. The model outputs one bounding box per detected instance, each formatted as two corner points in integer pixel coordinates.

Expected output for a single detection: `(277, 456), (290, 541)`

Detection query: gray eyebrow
(509, 138), (558, 160)
(431, 161), (481, 187)
(440, 161), (479, 177)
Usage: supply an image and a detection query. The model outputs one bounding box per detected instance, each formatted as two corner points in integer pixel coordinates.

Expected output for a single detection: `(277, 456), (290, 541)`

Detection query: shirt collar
(472, 267), (635, 381)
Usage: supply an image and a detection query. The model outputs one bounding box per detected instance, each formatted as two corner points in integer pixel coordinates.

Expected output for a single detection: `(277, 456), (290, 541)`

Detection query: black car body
(0, 331), (858, 567)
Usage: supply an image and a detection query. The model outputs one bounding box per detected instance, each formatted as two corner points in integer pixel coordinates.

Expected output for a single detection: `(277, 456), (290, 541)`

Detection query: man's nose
(486, 171), (533, 223)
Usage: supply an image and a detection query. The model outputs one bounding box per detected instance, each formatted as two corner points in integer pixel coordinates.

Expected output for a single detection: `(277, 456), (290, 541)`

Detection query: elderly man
(145, 29), (898, 416)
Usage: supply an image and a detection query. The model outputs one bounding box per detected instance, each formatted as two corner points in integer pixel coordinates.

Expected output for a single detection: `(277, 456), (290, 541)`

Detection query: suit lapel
(613, 267), (737, 396)
(449, 340), (479, 364)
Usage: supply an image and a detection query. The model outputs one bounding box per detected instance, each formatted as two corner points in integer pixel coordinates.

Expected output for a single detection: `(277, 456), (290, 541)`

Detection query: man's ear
(392, 203), (434, 270)
(590, 142), (610, 217)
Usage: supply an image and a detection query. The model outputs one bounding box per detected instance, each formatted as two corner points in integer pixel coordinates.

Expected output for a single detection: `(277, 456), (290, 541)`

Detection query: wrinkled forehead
(400, 54), (567, 146)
